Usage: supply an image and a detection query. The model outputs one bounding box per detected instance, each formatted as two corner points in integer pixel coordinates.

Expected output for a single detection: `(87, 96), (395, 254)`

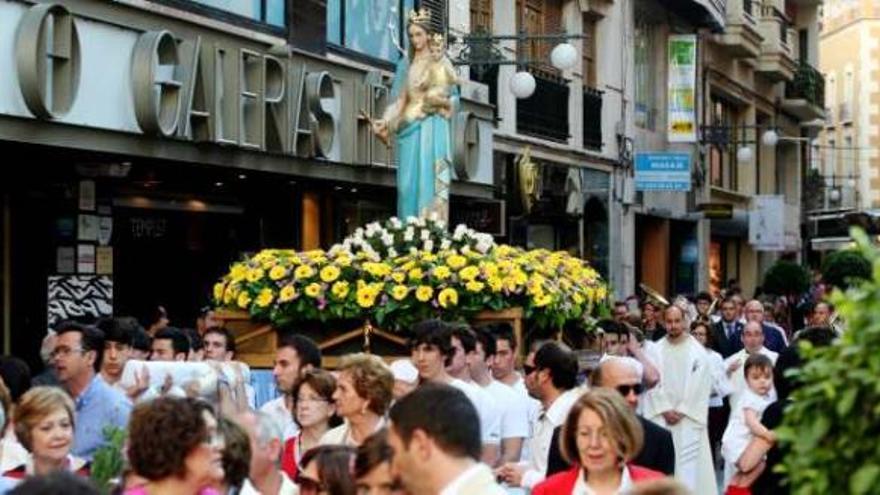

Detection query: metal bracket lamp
(449, 29), (585, 99)
(699, 124), (792, 164)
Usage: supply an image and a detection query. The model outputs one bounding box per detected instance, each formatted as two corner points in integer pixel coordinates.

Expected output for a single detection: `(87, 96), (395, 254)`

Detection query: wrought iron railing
(516, 73), (570, 142)
(786, 62), (825, 108)
(582, 86), (603, 151)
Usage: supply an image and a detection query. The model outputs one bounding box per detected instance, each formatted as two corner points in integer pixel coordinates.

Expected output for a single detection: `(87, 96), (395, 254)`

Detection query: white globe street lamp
(510, 71), (536, 99)
(736, 145), (753, 164)
(550, 43), (578, 71)
(761, 129), (779, 147)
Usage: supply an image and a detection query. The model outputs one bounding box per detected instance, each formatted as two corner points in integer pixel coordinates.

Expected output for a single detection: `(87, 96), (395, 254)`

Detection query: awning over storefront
(657, 0), (726, 32)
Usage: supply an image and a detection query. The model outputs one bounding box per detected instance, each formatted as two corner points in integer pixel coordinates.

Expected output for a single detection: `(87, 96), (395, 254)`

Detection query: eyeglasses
(297, 474), (328, 494)
(616, 383), (644, 397)
(50, 346), (84, 359)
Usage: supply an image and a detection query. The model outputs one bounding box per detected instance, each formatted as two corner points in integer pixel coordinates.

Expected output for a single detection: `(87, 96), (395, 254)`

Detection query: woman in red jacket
(280, 369), (339, 480)
(533, 389), (664, 495)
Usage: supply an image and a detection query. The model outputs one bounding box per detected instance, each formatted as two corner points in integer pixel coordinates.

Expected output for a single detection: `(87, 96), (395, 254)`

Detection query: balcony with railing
(782, 62), (826, 121)
(715, 0), (763, 58)
(756, 4), (797, 81)
(582, 86), (603, 151)
(516, 71), (570, 143)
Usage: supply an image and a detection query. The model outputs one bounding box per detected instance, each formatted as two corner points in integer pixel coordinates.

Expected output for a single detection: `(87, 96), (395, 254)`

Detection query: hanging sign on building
(749, 195), (786, 251)
(667, 34), (697, 143)
(634, 152), (691, 191)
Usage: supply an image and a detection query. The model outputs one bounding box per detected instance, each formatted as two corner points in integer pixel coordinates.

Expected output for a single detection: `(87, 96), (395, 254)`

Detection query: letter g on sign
(132, 30), (183, 137)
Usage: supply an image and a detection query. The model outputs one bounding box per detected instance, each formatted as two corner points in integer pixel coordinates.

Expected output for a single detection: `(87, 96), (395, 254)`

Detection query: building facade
(0, 0), (495, 363)
(811, 0), (880, 256)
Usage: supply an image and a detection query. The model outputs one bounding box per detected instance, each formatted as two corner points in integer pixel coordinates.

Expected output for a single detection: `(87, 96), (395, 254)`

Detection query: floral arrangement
(213, 217), (608, 332)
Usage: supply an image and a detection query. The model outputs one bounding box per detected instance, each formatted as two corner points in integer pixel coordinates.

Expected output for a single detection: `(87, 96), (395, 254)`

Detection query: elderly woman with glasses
(123, 397), (225, 495)
(281, 369), (339, 480)
(533, 389), (664, 495)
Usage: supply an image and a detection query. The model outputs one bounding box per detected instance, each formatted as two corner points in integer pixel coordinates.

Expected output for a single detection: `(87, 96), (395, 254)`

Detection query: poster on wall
(667, 34), (697, 143)
(749, 195), (786, 251)
(47, 275), (113, 326)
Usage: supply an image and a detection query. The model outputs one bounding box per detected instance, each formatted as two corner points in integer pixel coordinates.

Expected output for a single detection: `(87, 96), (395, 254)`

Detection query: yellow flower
(246, 268), (265, 283)
(269, 265), (287, 281)
(533, 293), (552, 307)
(391, 272), (407, 284)
(223, 283), (241, 304)
(482, 262), (499, 277)
(237, 291), (252, 309)
(433, 266), (451, 280)
(421, 253), (438, 263)
(331, 281), (350, 299)
(415, 286), (434, 302)
(466, 280), (485, 292)
(459, 266), (480, 282)
(572, 292), (585, 305)
(320, 265), (341, 283)
(408, 268), (424, 281)
(230, 264), (248, 281)
(213, 283), (226, 301)
(336, 255), (352, 267)
(487, 277), (503, 292)
(513, 270), (528, 286)
(305, 283), (322, 298)
(256, 288), (274, 307)
(391, 285), (409, 301)
(446, 255), (467, 269)
(438, 288), (459, 308)
(357, 286), (378, 308)
(364, 262), (392, 278)
(294, 264), (315, 280)
(279, 285), (297, 302)
(596, 286), (608, 301)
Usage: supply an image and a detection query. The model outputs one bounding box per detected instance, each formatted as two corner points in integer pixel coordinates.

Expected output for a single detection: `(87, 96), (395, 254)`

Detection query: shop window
(327, 0), (416, 62)
(188, 0), (286, 27)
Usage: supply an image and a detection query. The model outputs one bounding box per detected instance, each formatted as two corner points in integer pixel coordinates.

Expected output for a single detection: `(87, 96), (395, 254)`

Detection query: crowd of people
(0, 278), (841, 495)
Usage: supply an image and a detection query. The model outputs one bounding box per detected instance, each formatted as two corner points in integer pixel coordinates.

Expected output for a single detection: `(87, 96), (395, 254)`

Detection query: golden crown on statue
(408, 8), (431, 24)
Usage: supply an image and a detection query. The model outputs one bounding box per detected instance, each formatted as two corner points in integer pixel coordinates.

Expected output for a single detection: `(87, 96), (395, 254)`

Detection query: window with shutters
(582, 16), (597, 87)
(471, 0), (493, 32)
(516, 0), (563, 79)
(327, 0), (416, 62)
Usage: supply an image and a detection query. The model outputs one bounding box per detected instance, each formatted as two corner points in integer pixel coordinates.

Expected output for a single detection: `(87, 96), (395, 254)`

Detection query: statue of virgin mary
(371, 9), (458, 222)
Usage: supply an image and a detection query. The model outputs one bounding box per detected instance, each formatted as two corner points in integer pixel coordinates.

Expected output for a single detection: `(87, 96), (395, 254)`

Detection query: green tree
(778, 229), (880, 494)
(762, 260), (811, 296)
(821, 249), (871, 290)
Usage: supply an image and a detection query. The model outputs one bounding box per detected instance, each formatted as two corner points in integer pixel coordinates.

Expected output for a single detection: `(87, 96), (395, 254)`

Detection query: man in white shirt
(238, 410), (298, 495)
(259, 333), (321, 440)
(410, 320), (501, 464)
(388, 383), (506, 495)
(490, 324), (527, 396)
(495, 341), (581, 490)
(469, 327), (530, 464)
(724, 321), (779, 408)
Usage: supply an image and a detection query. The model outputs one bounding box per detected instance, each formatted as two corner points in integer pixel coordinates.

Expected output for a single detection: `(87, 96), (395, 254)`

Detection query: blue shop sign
(634, 153), (692, 191)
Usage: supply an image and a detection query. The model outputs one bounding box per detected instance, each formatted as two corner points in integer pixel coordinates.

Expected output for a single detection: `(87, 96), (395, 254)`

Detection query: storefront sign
(749, 195), (785, 251)
(667, 35), (697, 143)
(4, 2), (485, 174)
(697, 203), (733, 219)
(634, 153), (691, 192)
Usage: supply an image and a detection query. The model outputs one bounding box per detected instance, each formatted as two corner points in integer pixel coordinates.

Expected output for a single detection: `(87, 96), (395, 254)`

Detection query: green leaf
(837, 388), (858, 417)
(850, 465), (880, 495)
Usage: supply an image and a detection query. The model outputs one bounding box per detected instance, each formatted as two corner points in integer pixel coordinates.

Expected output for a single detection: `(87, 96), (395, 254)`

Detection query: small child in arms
(721, 353), (776, 494)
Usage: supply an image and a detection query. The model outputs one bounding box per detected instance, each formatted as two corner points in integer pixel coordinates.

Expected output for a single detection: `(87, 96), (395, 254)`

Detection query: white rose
(404, 231), (414, 242)
(383, 236), (393, 247)
(441, 240), (452, 250)
(420, 229), (430, 241)
(409, 247), (418, 255)
(406, 216), (418, 225)
(424, 240), (434, 253)
(388, 248), (398, 258)
(429, 211), (439, 222)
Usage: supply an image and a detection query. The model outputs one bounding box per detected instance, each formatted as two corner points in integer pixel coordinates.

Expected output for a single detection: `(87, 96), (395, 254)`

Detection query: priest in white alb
(642, 305), (717, 495)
